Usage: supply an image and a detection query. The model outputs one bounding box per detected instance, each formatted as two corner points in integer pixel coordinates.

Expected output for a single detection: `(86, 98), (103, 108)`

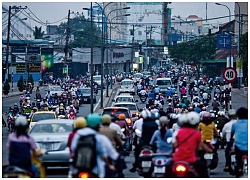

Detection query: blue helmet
(86, 113), (102, 128)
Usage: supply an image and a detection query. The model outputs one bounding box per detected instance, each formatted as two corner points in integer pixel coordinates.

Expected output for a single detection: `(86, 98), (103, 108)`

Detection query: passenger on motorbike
(138, 88), (148, 100)
(7, 116), (43, 177)
(172, 112), (213, 177)
(129, 109), (158, 172)
(149, 116), (173, 153)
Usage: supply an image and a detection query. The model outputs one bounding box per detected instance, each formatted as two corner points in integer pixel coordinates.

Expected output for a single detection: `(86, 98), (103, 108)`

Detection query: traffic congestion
(2, 65), (248, 178)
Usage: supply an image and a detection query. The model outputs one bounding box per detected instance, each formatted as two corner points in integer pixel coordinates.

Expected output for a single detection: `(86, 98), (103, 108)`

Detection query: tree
(169, 35), (217, 77)
(3, 79), (10, 95)
(17, 75), (25, 92)
(33, 26), (45, 39)
(56, 15), (101, 48)
(28, 74), (34, 86)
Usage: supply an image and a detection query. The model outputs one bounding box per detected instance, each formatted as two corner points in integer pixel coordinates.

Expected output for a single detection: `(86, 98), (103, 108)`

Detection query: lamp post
(215, 3), (232, 67)
(108, 13), (130, 90)
(104, 7), (130, 97)
(236, 2), (241, 89)
(83, 3), (94, 113)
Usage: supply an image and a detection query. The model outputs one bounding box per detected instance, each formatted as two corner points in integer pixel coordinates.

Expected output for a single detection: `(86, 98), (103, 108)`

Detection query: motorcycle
(230, 151), (248, 177)
(10, 116), (16, 132)
(151, 153), (172, 177)
(202, 138), (219, 175)
(2, 166), (32, 178)
(140, 95), (147, 103)
(138, 145), (154, 177)
(68, 111), (76, 120)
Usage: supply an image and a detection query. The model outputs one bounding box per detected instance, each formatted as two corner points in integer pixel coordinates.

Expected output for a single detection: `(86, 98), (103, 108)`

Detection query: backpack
(73, 134), (97, 171)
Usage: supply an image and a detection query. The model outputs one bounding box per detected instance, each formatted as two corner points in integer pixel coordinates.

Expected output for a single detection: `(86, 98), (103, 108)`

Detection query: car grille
(37, 142), (61, 151)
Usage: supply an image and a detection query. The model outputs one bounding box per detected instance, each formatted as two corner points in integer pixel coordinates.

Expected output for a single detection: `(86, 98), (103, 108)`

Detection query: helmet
(218, 111), (225, 116)
(140, 109), (151, 119)
(159, 116), (168, 125)
(152, 112), (160, 120)
(60, 103), (64, 106)
(178, 113), (188, 126)
(70, 104), (73, 108)
(26, 97), (30, 100)
(32, 107), (37, 110)
(202, 112), (211, 121)
(15, 116), (28, 127)
(102, 114), (112, 125)
(202, 107), (206, 111)
(228, 109), (236, 117)
(118, 113), (126, 120)
(187, 111), (200, 126)
(86, 113), (102, 128)
(74, 117), (87, 129)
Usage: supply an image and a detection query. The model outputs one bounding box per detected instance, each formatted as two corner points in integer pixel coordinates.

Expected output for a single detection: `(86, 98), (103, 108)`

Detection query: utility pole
(90, 2), (94, 113)
(131, 25), (135, 72)
(64, 10), (70, 62)
(5, 6), (11, 82)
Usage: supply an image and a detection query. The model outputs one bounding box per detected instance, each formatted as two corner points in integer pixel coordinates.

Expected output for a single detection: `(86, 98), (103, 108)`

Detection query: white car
(119, 79), (135, 95)
(47, 85), (63, 96)
(93, 75), (105, 89)
(113, 102), (140, 118)
(133, 73), (143, 84)
(111, 94), (137, 106)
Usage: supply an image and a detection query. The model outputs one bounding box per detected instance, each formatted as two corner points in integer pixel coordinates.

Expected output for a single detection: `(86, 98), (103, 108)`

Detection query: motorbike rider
(148, 90), (155, 100)
(7, 116), (43, 177)
(198, 112), (220, 142)
(29, 107), (38, 119)
(67, 104), (77, 115)
(137, 82), (143, 95)
(138, 87), (147, 101)
(129, 109), (158, 172)
(45, 90), (51, 100)
(71, 113), (118, 178)
(172, 111), (213, 178)
(230, 107), (248, 177)
(56, 103), (66, 116)
(149, 116), (173, 153)
(221, 109), (237, 172)
(154, 85), (160, 96)
(13, 103), (20, 114)
(100, 115), (125, 178)
(40, 98), (49, 108)
(71, 96), (80, 111)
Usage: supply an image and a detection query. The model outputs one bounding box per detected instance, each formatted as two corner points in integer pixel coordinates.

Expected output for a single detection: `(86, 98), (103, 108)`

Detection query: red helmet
(202, 112), (211, 121)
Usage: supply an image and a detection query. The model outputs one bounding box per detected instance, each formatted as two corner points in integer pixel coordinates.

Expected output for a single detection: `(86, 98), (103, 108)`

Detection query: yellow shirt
(198, 122), (220, 141)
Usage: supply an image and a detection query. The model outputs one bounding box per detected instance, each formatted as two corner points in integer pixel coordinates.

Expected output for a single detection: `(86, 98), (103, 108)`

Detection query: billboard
(41, 48), (54, 74)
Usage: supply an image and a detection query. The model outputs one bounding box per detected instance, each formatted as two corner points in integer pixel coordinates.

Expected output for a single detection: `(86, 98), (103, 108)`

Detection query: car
(47, 85), (64, 97)
(142, 71), (153, 78)
(93, 75), (105, 89)
(154, 77), (172, 95)
(113, 102), (140, 118)
(102, 107), (134, 128)
(80, 87), (97, 104)
(111, 94), (137, 106)
(132, 73), (143, 84)
(118, 79), (135, 95)
(29, 119), (74, 168)
(29, 111), (58, 130)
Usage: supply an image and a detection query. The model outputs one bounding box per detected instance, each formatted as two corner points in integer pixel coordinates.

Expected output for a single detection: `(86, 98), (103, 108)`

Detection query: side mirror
(112, 99), (115, 102)
(135, 100), (138, 102)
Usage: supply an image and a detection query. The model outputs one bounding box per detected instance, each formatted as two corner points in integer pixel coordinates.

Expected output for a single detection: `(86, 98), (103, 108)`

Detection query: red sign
(222, 67), (237, 83)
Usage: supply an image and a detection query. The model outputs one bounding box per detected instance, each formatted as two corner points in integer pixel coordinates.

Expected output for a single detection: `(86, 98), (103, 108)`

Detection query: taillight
(141, 150), (152, 155)
(157, 160), (162, 165)
(78, 172), (89, 178)
(175, 165), (187, 172)
(127, 118), (132, 124)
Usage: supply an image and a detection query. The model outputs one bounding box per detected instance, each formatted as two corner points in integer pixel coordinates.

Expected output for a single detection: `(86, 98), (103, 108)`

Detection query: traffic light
(62, 65), (68, 75)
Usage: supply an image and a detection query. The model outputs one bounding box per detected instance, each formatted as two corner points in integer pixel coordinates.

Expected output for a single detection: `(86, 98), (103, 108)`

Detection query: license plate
(204, 153), (213, 160)
(42, 143), (52, 151)
(84, 98), (87, 101)
(231, 155), (236, 162)
(154, 166), (165, 173)
(142, 161), (151, 167)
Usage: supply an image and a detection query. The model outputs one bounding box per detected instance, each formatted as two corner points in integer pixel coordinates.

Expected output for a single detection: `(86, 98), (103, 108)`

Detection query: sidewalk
(2, 82), (25, 98)
(231, 86), (248, 98)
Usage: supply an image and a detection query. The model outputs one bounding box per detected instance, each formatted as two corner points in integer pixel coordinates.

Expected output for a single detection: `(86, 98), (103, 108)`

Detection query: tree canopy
(33, 26), (45, 39)
(56, 15), (102, 48)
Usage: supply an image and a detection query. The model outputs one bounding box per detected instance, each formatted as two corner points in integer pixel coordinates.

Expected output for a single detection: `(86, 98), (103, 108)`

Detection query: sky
(2, 1), (235, 31)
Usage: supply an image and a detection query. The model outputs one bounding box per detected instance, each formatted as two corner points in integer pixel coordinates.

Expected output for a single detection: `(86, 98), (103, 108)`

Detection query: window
(138, 31), (142, 35)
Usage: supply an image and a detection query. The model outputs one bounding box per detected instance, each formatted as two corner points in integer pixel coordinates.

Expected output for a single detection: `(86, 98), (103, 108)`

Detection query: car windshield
(121, 81), (132, 86)
(30, 123), (73, 133)
(134, 74), (143, 78)
(116, 97), (133, 103)
(80, 88), (91, 94)
(156, 80), (171, 85)
(93, 76), (101, 81)
(114, 104), (137, 110)
(32, 114), (56, 122)
(49, 86), (62, 91)
(103, 109), (130, 118)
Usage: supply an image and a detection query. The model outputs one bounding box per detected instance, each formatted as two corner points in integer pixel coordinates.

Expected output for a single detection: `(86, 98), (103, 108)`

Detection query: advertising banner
(41, 48), (54, 74)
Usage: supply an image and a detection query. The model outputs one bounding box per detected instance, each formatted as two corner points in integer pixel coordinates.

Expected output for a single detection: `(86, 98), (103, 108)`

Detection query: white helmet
(187, 112), (200, 126)
(159, 116), (168, 125)
(141, 109), (151, 119)
(15, 115), (28, 127)
(178, 113), (188, 126)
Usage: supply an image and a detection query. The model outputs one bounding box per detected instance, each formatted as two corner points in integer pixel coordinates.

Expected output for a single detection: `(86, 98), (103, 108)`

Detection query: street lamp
(108, 13), (130, 90)
(83, 3), (94, 113)
(104, 7), (130, 97)
(215, 2), (232, 67)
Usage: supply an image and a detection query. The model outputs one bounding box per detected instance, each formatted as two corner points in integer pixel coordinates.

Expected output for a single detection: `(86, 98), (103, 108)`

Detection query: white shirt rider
(139, 89), (147, 96)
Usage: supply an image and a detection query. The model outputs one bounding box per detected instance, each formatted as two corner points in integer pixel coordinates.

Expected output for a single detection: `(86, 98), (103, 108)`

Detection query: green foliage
(3, 79), (10, 91)
(28, 74), (34, 86)
(56, 15), (102, 48)
(17, 75), (24, 91)
(169, 35), (217, 77)
(240, 32), (248, 62)
(33, 26), (45, 39)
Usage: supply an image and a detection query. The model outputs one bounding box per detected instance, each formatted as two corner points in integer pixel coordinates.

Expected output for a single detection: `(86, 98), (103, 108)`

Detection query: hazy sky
(2, 1), (235, 30)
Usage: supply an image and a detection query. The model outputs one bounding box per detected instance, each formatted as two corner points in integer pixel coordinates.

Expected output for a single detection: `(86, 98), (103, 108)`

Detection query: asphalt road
(2, 84), (248, 178)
